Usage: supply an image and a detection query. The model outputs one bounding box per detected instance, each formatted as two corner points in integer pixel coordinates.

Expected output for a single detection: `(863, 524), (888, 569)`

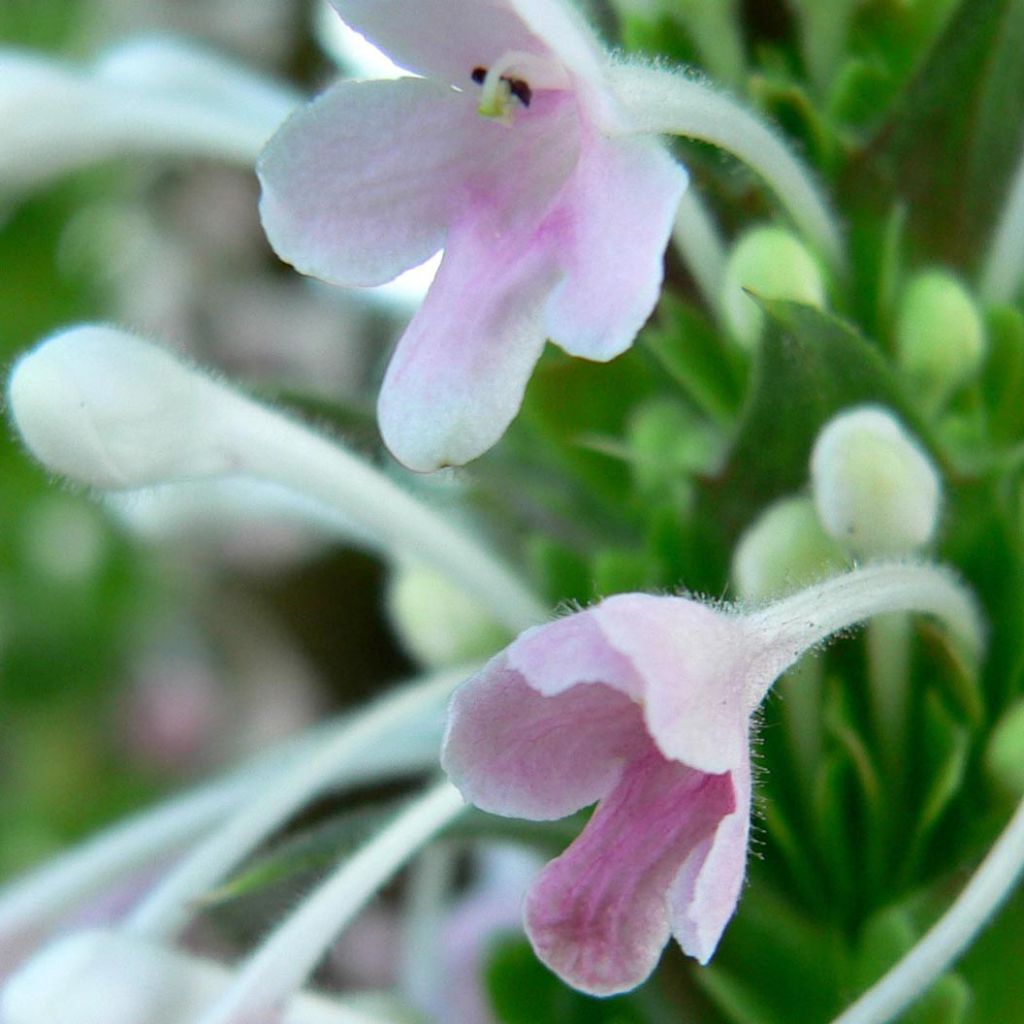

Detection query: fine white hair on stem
(0, 667), (453, 954)
(831, 795), (1024, 1024)
(194, 781), (466, 1024)
(741, 561), (984, 707)
(7, 326), (547, 633)
(124, 668), (469, 940)
(979, 138), (1024, 304)
(0, 36), (298, 194)
(607, 62), (844, 270)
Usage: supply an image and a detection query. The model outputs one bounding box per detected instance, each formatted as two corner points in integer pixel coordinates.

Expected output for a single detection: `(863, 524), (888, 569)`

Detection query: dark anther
(469, 66), (532, 108)
(507, 77), (532, 107)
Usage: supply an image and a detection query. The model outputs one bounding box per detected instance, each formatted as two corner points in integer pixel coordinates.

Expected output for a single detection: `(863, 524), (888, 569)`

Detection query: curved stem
(608, 62), (844, 270)
(125, 666), (469, 939)
(832, 796), (1024, 1024)
(743, 562), (983, 706)
(195, 782), (466, 1024)
(217, 388), (547, 634)
(979, 138), (1024, 304)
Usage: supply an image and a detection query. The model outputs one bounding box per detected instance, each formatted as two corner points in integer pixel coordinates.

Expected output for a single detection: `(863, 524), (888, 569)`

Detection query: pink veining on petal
(669, 746), (752, 963)
(524, 747), (736, 996)
(442, 660), (648, 821)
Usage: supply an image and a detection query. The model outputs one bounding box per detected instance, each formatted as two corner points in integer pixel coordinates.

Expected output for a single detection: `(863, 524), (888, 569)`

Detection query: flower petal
(591, 595), (750, 774)
(545, 132), (687, 361)
(505, 609), (644, 700)
(258, 77), (463, 287)
(377, 212), (562, 470)
(441, 657), (648, 821)
(330, 0), (601, 88)
(669, 746), (751, 963)
(525, 749), (735, 995)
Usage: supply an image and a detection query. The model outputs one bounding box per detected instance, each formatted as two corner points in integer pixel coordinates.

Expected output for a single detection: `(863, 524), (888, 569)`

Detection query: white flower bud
(386, 561), (509, 667)
(721, 225), (826, 348)
(7, 326), (241, 490)
(811, 406), (941, 558)
(732, 495), (846, 602)
(895, 269), (986, 412)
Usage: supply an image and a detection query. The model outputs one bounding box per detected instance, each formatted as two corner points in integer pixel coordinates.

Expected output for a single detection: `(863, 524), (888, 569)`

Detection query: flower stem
(217, 388), (547, 634)
(194, 782), (466, 1024)
(743, 562), (983, 706)
(831, 795), (1024, 1024)
(608, 63), (844, 269)
(124, 666), (469, 940)
(980, 137), (1024, 304)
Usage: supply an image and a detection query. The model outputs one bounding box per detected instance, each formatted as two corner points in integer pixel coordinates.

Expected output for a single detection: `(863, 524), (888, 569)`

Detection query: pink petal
(259, 76), (579, 293)
(544, 132), (687, 361)
(258, 77), (460, 287)
(330, 0), (603, 89)
(591, 595), (750, 775)
(505, 610), (644, 701)
(669, 746), (752, 963)
(441, 658), (649, 821)
(524, 749), (736, 995)
(376, 211), (562, 470)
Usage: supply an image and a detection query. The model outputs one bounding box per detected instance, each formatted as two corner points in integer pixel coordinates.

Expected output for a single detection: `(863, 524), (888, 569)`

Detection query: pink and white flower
(258, 0), (687, 471)
(441, 565), (984, 995)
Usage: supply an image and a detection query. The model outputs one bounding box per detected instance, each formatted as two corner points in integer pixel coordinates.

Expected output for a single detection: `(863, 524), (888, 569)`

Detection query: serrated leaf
(702, 299), (930, 540)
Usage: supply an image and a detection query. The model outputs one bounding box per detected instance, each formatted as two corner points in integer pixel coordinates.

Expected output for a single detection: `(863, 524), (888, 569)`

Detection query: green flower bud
(721, 225), (826, 349)
(811, 406), (941, 558)
(732, 495), (846, 602)
(986, 697), (1024, 798)
(895, 269), (986, 413)
(386, 561), (509, 668)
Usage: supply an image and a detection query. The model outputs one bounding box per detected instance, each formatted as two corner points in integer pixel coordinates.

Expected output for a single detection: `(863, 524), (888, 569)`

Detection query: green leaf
(642, 297), (745, 425)
(866, 0), (1024, 265)
(982, 306), (1024, 446)
(485, 936), (651, 1024)
(702, 299), (928, 541)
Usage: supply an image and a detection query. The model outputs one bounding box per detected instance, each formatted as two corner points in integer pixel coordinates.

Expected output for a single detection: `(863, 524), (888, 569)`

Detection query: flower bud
(732, 495), (846, 602)
(810, 406), (941, 558)
(986, 698), (1024, 798)
(720, 225), (826, 348)
(386, 561), (510, 667)
(7, 326), (241, 490)
(895, 269), (986, 412)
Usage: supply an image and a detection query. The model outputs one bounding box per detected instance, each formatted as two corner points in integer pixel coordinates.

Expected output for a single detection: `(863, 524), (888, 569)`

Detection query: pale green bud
(811, 406), (941, 558)
(986, 698), (1024, 798)
(386, 561), (509, 668)
(895, 269), (985, 412)
(732, 495), (846, 602)
(721, 225), (826, 349)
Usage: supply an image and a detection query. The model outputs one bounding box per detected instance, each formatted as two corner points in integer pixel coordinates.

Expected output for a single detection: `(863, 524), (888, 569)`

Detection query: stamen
(472, 50), (549, 121)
